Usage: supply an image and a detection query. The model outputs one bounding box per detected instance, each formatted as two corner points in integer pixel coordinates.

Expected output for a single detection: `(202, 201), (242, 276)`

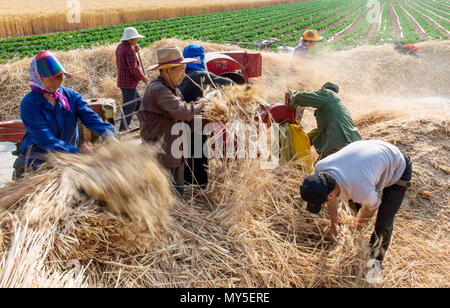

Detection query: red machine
(0, 120), (27, 143)
(205, 51), (293, 124)
(258, 92), (296, 124)
(394, 43), (419, 57)
(205, 51), (262, 84)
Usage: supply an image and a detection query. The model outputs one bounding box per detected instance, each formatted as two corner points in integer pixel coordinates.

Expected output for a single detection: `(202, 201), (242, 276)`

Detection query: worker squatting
(11, 27), (413, 268)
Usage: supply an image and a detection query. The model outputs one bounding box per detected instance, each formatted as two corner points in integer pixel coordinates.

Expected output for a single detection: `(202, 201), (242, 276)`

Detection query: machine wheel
(219, 72), (246, 85)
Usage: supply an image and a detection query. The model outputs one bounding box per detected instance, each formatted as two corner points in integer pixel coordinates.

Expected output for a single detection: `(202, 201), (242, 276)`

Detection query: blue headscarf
(183, 45), (205, 71)
(30, 51), (71, 111)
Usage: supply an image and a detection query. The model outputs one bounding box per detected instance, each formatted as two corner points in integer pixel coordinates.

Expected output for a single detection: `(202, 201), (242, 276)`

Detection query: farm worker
(116, 27), (149, 131)
(138, 46), (205, 197)
(14, 50), (116, 179)
(293, 30), (322, 58)
(288, 82), (362, 160)
(300, 140), (412, 263)
(179, 44), (233, 187)
(179, 45), (233, 103)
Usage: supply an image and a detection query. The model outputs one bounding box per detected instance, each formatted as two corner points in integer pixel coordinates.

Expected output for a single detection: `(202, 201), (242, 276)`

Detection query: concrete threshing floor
(0, 142), (15, 187)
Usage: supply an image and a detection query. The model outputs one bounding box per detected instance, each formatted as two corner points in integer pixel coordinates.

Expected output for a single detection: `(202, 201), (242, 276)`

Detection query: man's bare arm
(358, 206), (377, 226)
(327, 198), (340, 238)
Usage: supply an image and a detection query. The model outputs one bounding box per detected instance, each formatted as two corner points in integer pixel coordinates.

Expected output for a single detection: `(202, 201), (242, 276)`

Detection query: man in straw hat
(294, 29), (322, 58)
(138, 46), (205, 196)
(299, 140), (412, 264)
(116, 27), (149, 131)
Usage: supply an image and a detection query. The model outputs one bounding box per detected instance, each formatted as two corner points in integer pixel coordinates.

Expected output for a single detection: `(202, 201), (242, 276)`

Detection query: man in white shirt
(299, 140), (413, 263)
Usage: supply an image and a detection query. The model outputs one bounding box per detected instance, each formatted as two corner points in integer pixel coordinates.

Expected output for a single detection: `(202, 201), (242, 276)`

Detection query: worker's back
(291, 88), (362, 155)
(315, 140), (406, 209)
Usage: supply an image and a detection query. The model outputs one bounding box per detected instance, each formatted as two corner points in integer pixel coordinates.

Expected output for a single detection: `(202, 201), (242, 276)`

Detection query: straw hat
(120, 27), (145, 42)
(148, 47), (196, 71)
(302, 30), (322, 41)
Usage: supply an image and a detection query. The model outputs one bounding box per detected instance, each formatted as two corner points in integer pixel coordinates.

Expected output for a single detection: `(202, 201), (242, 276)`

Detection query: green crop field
(0, 0), (448, 63)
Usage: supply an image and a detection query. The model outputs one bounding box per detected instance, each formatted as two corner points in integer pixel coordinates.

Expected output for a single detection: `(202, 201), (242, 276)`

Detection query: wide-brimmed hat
(302, 30), (322, 42)
(120, 27), (145, 42)
(36, 50), (72, 79)
(148, 46), (196, 71)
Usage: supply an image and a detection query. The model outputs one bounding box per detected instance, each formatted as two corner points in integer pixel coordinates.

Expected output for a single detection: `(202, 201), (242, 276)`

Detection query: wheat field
(0, 0), (301, 38)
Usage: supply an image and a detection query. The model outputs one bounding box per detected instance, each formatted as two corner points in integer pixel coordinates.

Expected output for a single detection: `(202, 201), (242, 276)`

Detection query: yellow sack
(289, 124), (314, 173)
(279, 124), (294, 164)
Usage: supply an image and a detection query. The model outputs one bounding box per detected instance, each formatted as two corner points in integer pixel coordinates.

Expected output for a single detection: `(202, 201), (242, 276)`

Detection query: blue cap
(183, 45), (205, 71)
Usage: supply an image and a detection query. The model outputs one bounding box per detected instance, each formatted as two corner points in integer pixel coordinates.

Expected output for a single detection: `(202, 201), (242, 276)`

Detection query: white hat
(120, 27), (145, 42)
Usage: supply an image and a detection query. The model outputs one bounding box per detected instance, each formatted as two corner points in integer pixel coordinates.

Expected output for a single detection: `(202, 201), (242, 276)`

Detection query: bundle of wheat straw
(202, 84), (268, 123)
(47, 140), (176, 234)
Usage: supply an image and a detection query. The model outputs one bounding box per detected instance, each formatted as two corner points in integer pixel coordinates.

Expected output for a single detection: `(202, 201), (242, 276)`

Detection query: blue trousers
(119, 89), (141, 132)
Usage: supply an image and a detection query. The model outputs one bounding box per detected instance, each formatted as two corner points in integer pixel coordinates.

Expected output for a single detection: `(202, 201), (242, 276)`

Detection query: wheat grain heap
(0, 40), (449, 287)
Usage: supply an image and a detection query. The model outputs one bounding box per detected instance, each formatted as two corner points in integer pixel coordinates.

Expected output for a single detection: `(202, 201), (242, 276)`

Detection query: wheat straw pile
(0, 143), (374, 287)
(0, 40), (449, 288)
(1, 91), (448, 288)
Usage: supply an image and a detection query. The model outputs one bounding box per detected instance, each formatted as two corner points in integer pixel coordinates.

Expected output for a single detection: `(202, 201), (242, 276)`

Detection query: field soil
(360, 2), (383, 41)
(389, 2), (403, 40)
(398, 1), (430, 39)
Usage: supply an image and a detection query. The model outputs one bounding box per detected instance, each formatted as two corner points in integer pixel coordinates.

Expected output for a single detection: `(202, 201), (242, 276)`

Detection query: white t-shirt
(315, 140), (406, 210)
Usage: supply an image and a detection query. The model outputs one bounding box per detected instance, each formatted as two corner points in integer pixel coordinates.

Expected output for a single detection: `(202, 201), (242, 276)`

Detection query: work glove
(194, 100), (206, 114)
(288, 91), (297, 110)
(203, 90), (218, 102)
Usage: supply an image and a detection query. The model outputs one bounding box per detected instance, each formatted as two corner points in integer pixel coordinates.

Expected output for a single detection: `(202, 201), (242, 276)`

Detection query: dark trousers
(119, 89), (141, 132)
(171, 164), (185, 198)
(184, 133), (208, 187)
(370, 154), (412, 263)
(12, 157), (25, 180)
(12, 155), (40, 180)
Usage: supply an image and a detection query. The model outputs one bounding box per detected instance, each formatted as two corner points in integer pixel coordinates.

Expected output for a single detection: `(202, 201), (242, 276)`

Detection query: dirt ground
(0, 142), (14, 187)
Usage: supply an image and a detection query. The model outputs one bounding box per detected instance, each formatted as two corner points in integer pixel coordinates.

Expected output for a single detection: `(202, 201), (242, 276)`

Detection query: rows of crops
(0, 0), (448, 63)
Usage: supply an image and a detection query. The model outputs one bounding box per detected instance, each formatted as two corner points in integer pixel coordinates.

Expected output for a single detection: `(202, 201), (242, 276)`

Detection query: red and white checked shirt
(116, 41), (146, 89)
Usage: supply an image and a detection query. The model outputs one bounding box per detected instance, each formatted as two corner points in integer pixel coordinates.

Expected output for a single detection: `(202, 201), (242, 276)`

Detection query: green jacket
(289, 89), (362, 154)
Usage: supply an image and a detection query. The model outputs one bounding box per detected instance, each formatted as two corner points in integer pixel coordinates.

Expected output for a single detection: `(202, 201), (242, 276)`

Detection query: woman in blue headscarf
(13, 50), (116, 179)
